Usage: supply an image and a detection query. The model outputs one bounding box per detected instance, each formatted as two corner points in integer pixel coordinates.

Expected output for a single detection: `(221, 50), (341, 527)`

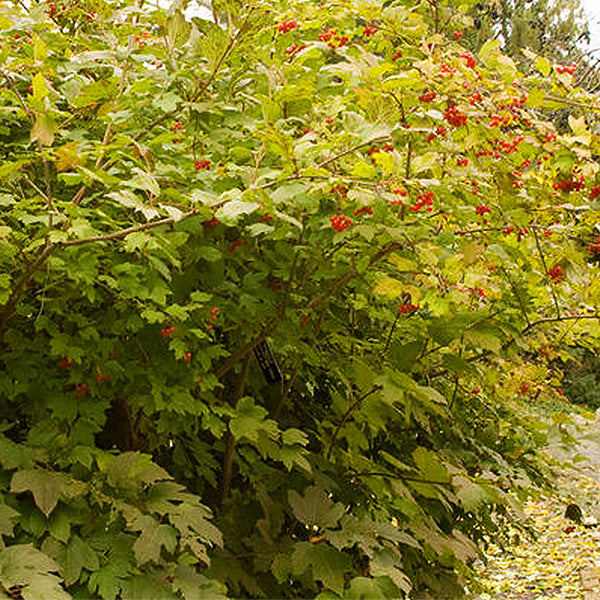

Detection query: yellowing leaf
(31, 112), (56, 146)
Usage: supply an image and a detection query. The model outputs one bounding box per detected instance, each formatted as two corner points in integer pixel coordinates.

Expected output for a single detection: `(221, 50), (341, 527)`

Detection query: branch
(545, 95), (600, 112)
(532, 227), (560, 318)
(216, 317), (279, 380)
(315, 136), (393, 170)
(326, 385), (383, 460)
(136, 8), (257, 142)
(522, 313), (600, 335)
(59, 210), (198, 247)
(220, 352), (253, 512)
(500, 266), (531, 328)
(353, 471), (452, 488)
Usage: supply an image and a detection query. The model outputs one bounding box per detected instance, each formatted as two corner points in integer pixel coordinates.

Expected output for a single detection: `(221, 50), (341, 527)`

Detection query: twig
(500, 266), (531, 328)
(220, 353), (253, 512)
(522, 313), (600, 334)
(315, 136), (393, 170)
(532, 227), (560, 318)
(136, 8), (257, 142)
(326, 385), (383, 459)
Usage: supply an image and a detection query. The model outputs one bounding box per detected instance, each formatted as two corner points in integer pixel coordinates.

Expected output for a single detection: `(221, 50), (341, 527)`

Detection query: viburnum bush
(1, 0), (600, 597)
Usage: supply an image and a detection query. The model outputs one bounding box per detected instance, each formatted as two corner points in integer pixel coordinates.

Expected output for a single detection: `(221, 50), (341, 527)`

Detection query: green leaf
(229, 397), (276, 442)
(132, 515), (178, 566)
(292, 542), (352, 595)
(412, 447), (449, 483)
(30, 112), (57, 146)
(0, 504), (20, 538)
(288, 486), (345, 529)
(0, 544), (71, 600)
(64, 536), (99, 585)
(11, 470), (68, 517)
(172, 565), (228, 600)
(215, 200), (260, 224)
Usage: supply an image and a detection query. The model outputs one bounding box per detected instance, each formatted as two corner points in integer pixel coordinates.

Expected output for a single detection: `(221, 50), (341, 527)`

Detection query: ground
(472, 411), (600, 600)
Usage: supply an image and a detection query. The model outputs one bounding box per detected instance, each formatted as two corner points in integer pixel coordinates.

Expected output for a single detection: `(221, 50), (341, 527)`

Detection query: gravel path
(471, 412), (600, 600)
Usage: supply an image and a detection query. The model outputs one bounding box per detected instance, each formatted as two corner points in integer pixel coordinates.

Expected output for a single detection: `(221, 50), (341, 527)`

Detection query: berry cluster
(418, 91), (437, 103)
(553, 174), (585, 193)
(548, 265), (564, 283)
(555, 63), (577, 75)
(444, 106), (467, 127)
(398, 302), (419, 314)
(409, 191), (434, 213)
(277, 19), (298, 33)
(353, 206), (373, 216)
(460, 53), (476, 69)
(330, 214), (352, 232)
(318, 29), (349, 48)
(363, 26), (378, 36)
(195, 159), (211, 171)
(285, 42), (307, 56)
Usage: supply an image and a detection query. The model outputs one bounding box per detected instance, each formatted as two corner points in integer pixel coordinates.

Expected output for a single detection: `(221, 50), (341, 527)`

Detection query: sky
(582, 0), (600, 48)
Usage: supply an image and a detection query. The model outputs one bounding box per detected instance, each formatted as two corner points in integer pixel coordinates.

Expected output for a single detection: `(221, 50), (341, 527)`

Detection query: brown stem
(500, 266), (531, 328)
(216, 317), (278, 380)
(136, 8), (257, 142)
(522, 313), (600, 334)
(326, 385), (382, 460)
(220, 353), (254, 511)
(354, 471), (452, 487)
(532, 227), (560, 318)
(316, 136), (392, 170)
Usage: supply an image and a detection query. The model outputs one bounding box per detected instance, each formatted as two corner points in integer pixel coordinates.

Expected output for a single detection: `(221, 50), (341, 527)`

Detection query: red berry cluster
(555, 63), (577, 75)
(319, 29), (348, 48)
(590, 186), (600, 200)
(330, 214), (352, 232)
(453, 31), (463, 39)
(161, 326), (175, 337)
(363, 26), (378, 36)
(277, 19), (298, 33)
(548, 265), (564, 283)
(489, 113), (512, 128)
(76, 383), (88, 397)
(553, 174), (584, 193)
(460, 53), (476, 69)
(545, 132), (557, 142)
(331, 183), (349, 197)
(418, 91), (437, 103)
(285, 42), (307, 56)
(95, 372), (111, 382)
(409, 191), (434, 213)
(444, 106), (467, 127)
(456, 157), (469, 166)
(427, 126), (447, 142)
(391, 49), (403, 61)
(195, 159), (211, 171)
(398, 302), (419, 314)
(587, 236), (600, 255)
(391, 188), (407, 205)
(203, 217), (220, 227)
(59, 358), (72, 370)
(353, 206), (373, 216)
(134, 31), (151, 47)
(469, 91), (482, 105)
(475, 204), (491, 216)
(439, 63), (457, 77)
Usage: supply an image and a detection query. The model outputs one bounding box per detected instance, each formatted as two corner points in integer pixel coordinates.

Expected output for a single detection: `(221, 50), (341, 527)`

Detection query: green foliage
(0, 0), (599, 597)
